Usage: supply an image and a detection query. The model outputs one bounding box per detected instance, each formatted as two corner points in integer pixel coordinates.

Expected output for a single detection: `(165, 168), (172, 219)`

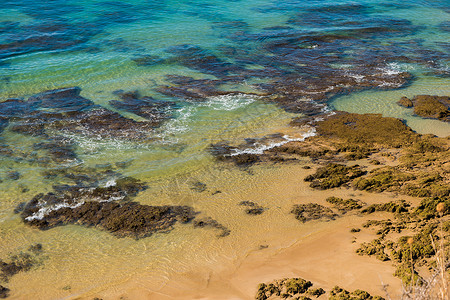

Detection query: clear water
(0, 0), (449, 298)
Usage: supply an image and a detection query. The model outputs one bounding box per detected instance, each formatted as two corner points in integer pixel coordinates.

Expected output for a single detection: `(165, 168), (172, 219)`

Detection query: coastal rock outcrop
(397, 95), (450, 122)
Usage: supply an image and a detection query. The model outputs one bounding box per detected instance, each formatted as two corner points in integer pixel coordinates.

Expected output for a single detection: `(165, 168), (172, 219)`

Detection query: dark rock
(6, 171), (20, 180)
(193, 217), (230, 237)
(238, 201), (265, 215)
(291, 203), (338, 223)
(155, 75), (241, 100)
(33, 137), (77, 162)
(189, 181), (207, 193)
(28, 87), (95, 112)
(23, 198), (196, 239)
(0, 285), (9, 298)
(132, 55), (164, 66)
(28, 244), (43, 254)
(109, 90), (176, 124)
(304, 163), (365, 190)
(412, 95), (450, 122)
(0, 98), (35, 118)
(209, 143), (260, 167)
(397, 96), (413, 108)
(18, 177), (218, 238)
(1, 252), (35, 282)
(326, 196), (364, 212)
(165, 44), (239, 78)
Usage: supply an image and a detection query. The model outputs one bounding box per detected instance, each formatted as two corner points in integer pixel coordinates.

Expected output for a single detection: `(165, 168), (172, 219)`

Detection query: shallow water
(0, 0), (449, 298)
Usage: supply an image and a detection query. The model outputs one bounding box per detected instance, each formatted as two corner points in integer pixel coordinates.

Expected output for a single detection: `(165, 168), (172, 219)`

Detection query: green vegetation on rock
(329, 286), (384, 300)
(326, 196), (363, 212)
(305, 163), (365, 190)
(291, 203), (338, 223)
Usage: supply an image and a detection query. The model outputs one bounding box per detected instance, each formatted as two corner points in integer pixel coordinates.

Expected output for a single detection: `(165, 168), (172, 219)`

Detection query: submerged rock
(0, 285), (9, 298)
(20, 180), (200, 239)
(193, 217), (230, 237)
(18, 176), (227, 239)
(5, 87), (167, 140)
(238, 201), (265, 215)
(109, 90), (177, 124)
(399, 95), (450, 122)
(28, 87), (95, 112)
(24, 200), (195, 239)
(398, 95), (450, 120)
(291, 203), (338, 223)
(0, 244), (44, 283)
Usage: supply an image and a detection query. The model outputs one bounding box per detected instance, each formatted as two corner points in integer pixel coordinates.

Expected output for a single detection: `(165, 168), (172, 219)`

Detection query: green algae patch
(304, 163), (365, 190)
(397, 95), (450, 122)
(291, 203), (338, 223)
(414, 197), (450, 219)
(329, 286), (385, 300)
(326, 196), (363, 213)
(353, 167), (415, 193)
(361, 200), (409, 214)
(255, 278), (313, 300)
(356, 238), (391, 261)
(315, 112), (418, 148)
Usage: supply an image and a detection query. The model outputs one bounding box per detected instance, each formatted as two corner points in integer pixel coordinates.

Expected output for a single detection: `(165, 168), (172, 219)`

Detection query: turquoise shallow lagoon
(0, 0), (449, 298)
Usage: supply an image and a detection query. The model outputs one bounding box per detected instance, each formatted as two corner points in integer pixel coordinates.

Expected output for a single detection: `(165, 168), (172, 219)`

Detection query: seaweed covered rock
(304, 163), (365, 189)
(362, 219), (405, 236)
(329, 286), (384, 300)
(0, 244), (44, 282)
(414, 197), (450, 219)
(209, 142), (260, 167)
(397, 95), (450, 122)
(109, 90), (177, 124)
(356, 238), (390, 261)
(361, 200), (409, 214)
(325, 197), (363, 213)
(19, 177), (202, 238)
(291, 203), (337, 223)
(27, 87), (95, 112)
(353, 167), (415, 193)
(255, 278), (313, 300)
(315, 112), (417, 148)
(397, 96), (413, 108)
(23, 199), (196, 239)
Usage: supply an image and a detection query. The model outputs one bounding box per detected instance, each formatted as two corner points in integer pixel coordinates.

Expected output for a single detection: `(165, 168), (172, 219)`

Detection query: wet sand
(89, 160), (413, 300)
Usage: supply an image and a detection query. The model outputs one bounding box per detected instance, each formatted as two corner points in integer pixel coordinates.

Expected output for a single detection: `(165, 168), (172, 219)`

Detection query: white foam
(24, 192), (125, 221)
(105, 179), (116, 187)
(25, 200), (85, 221)
(229, 127), (316, 156)
(200, 94), (258, 111)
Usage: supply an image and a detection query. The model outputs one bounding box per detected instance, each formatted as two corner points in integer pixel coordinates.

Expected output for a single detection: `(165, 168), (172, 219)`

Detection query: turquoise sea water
(0, 0), (449, 298)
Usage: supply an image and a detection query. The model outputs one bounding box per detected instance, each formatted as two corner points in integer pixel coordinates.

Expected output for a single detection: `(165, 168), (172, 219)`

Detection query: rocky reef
(17, 176), (229, 239)
(291, 203), (338, 223)
(398, 95), (450, 122)
(2, 87), (175, 141)
(255, 277), (383, 300)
